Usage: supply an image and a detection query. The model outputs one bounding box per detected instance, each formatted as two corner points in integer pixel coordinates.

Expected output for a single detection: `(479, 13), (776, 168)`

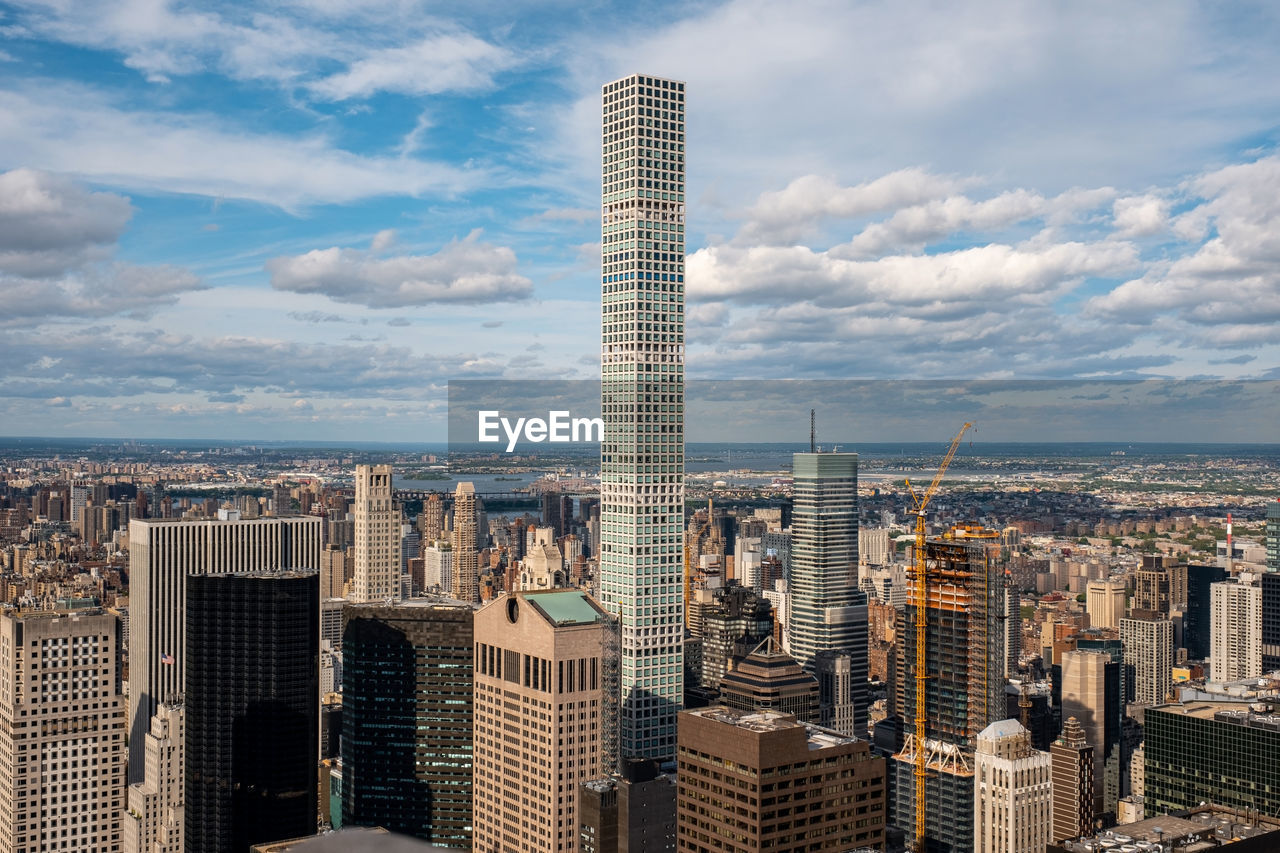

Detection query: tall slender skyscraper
(451, 481), (479, 603)
(600, 72), (686, 761)
(352, 464), (400, 602)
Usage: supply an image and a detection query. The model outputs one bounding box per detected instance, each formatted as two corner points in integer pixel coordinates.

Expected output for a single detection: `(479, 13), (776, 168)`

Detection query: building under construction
(892, 525), (1008, 853)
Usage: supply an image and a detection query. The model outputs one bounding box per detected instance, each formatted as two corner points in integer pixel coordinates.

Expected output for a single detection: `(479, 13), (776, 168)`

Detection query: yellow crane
(683, 497), (713, 626)
(905, 421), (973, 853)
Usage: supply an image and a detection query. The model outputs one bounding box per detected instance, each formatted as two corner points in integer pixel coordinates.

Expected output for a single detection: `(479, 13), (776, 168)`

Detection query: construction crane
(905, 421), (973, 853)
(683, 497), (713, 627)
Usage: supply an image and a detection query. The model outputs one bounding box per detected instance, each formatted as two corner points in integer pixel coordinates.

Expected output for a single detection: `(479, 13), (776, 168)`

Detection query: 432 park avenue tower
(599, 73), (687, 761)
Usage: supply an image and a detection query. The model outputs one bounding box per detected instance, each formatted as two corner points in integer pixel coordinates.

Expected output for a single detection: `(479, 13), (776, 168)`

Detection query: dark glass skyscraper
(1261, 571), (1280, 672)
(1185, 563), (1226, 662)
(185, 570), (319, 853)
(341, 600), (473, 846)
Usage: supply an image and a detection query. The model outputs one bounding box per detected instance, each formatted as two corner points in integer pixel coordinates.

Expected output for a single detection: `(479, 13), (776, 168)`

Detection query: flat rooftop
(1152, 701), (1280, 731)
(1058, 806), (1280, 851)
(686, 707), (858, 750)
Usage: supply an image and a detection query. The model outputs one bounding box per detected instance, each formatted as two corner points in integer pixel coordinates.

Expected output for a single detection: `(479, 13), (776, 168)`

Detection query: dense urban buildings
(675, 707), (885, 852)
(351, 464), (399, 603)
(474, 590), (608, 852)
(184, 570), (319, 853)
(599, 72), (687, 761)
(341, 600), (474, 845)
(0, 609), (126, 853)
(127, 513), (322, 778)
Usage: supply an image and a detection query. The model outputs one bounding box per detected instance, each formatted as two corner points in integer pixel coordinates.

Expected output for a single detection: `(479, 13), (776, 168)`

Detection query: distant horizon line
(2, 436), (1279, 448)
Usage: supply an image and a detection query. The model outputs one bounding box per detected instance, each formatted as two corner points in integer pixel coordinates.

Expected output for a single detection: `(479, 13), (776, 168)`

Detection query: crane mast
(907, 422), (972, 853)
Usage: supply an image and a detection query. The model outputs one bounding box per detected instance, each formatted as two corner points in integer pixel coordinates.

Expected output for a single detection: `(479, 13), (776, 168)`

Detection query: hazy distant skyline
(2, 1), (1279, 440)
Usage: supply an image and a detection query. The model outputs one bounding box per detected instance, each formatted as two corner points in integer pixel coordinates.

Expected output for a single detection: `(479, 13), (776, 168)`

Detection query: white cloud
(738, 169), (965, 244)
(0, 168), (133, 276)
(0, 87), (485, 208)
(1111, 194), (1169, 237)
(0, 262), (204, 324)
(1087, 156), (1280, 328)
(844, 189), (1046, 257)
(267, 232), (533, 308)
(689, 240), (1137, 311)
(308, 32), (518, 101)
(0, 168), (205, 322)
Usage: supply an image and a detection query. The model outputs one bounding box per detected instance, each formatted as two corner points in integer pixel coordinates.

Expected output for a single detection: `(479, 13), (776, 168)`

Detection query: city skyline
(2, 2), (1280, 440)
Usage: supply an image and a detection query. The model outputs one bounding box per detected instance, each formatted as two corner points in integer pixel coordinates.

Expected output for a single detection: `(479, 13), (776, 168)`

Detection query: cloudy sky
(2, 0), (1279, 441)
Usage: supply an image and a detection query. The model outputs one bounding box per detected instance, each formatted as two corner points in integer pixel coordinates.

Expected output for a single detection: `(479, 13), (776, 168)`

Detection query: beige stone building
(123, 703), (184, 853)
(0, 609), (126, 852)
(973, 719), (1052, 853)
(352, 464), (400, 603)
(451, 482), (479, 603)
(1085, 580), (1126, 629)
(474, 590), (607, 852)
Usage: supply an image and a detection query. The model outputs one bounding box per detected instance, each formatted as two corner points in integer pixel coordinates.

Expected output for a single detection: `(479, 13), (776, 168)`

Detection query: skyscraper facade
(0, 609), (126, 853)
(451, 482), (479, 603)
(1050, 717), (1094, 843)
(1060, 648), (1120, 817)
(1210, 574), (1262, 681)
(788, 452), (868, 736)
(473, 590), (608, 852)
(342, 600), (474, 845)
(788, 452), (862, 663)
(352, 463), (400, 603)
(1184, 563), (1226, 662)
(123, 703), (184, 853)
(893, 527), (1008, 852)
(185, 570), (319, 853)
(1119, 615), (1173, 707)
(1266, 499), (1280, 572)
(127, 514), (322, 780)
(600, 72), (686, 761)
(972, 720), (1052, 853)
(1262, 571), (1280, 672)
(1145, 701), (1280, 817)
(676, 708), (886, 853)
(1085, 580), (1126, 630)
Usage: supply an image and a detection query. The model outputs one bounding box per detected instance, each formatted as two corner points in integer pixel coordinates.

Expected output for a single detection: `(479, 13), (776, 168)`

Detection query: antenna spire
(810, 408), (816, 453)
